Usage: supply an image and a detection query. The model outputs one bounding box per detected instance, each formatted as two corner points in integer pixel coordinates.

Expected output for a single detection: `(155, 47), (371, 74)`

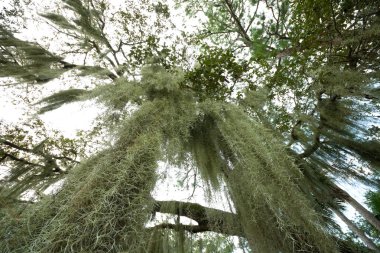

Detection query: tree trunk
(332, 207), (379, 252)
(333, 184), (380, 232)
(345, 192), (380, 232)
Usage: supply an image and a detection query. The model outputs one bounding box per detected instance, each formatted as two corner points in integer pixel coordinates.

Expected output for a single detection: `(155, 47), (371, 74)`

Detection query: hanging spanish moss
(206, 102), (337, 253)
(14, 108), (163, 252)
(182, 114), (227, 190)
(153, 228), (241, 253)
(155, 98), (338, 252)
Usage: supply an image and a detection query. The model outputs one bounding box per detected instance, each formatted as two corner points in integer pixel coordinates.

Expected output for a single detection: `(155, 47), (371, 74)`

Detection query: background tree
(1, 0), (380, 252)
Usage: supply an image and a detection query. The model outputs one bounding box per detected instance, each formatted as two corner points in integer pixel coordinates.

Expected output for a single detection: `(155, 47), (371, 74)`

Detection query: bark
(153, 200), (243, 236)
(332, 207), (379, 252)
(332, 185), (380, 232)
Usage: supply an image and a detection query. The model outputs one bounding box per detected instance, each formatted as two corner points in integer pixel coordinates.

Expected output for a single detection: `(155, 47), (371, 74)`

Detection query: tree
(181, 0), (380, 249)
(347, 191), (380, 248)
(1, 0), (380, 252)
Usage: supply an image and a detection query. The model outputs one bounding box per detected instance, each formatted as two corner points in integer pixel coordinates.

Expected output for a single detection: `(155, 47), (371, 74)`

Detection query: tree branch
(0, 152), (44, 168)
(153, 200), (243, 236)
(297, 126), (322, 159)
(0, 138), (75, 173)
(222, 0), (252, 47)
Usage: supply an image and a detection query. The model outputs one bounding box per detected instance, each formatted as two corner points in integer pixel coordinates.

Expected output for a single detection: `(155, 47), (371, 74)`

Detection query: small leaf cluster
(182, 48), (248, 101)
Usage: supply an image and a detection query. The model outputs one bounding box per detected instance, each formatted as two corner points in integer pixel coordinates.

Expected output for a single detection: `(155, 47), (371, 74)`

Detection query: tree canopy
(1, 0), (380, 252)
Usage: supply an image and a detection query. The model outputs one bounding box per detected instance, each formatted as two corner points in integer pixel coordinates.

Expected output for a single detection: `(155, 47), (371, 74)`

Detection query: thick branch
(153, 200), (243, 236)
(297, 126), (322, 159)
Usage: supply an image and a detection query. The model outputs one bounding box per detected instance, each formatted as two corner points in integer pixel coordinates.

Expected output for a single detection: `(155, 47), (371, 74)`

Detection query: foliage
(182, 47), (252, 101)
